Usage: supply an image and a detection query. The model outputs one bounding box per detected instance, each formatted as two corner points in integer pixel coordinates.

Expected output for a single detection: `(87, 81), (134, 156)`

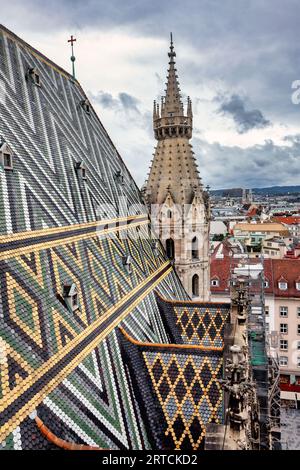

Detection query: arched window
(166, 238), (175, 259)
(192, 236), (198, 259)
(192, 274), (199, 297)
(167, 209), (172, 219)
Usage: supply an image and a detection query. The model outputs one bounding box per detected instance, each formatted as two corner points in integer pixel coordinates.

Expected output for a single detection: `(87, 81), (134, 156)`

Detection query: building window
(280, 323), (288, 334)
(3, 153), (13, 169)
(280, 306), (288, 317)
(63, 283), (79, 312)
(72, 293), (78, 309)
(297, 307), (300, 318)
(296, 282), (300, 291)
(264, 280), (269, 288)
(297, 341), (300, 350)
(298, 325), (300, 335)
(298, 357), (300, 368)
(280, 339), (288, 350)
(265, 306), (269, 315)
(192, 274), (199, 297)
(211, 278), (219, 287)
(166, 238), (174, 259)
(167, 209), (172, 219)
(278, 281), (288, 290)
(0, 142), (13, 170)
(279, 356), (288, 366)
(191, 236), (198, 259)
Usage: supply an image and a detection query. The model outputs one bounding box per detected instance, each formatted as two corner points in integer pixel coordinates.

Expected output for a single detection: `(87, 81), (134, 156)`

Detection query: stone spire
(163, 33), (183, 116)
(153, 33), (192, 141)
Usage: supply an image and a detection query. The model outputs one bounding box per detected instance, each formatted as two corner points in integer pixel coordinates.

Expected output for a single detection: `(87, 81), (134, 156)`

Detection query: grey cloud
(118, 92), (140, 112)
(2, 1), (300, 190)
(89, 90), (153, 137)
(217, 94), (271, 134)
(94, 91), (118, 109)
(3, 1), (300, 127)
(90, 91), (140, 114)
(193, 135), (300, 190)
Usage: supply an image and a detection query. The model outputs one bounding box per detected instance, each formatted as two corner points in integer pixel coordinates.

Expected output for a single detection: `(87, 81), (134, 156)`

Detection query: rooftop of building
(233, 222), (289, 233)
(273, 216), (300, 225)
(211, 242), (300, 297)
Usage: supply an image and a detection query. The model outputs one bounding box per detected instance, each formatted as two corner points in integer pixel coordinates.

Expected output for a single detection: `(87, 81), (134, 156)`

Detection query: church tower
(144, 34), (210, 300)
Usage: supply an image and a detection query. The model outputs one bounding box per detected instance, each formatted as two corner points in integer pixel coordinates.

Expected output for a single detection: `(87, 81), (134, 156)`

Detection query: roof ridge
(0, 23), (76, 82)
(119, 327), (224, 352)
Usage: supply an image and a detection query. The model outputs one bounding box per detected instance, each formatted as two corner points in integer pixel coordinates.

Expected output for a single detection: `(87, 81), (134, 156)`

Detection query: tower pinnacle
(153, 34), (192, 140)
(168, 32), (176, 63)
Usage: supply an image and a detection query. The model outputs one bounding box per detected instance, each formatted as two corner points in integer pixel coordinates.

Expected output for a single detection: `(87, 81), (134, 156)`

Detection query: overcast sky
(2, 0), (300, 189)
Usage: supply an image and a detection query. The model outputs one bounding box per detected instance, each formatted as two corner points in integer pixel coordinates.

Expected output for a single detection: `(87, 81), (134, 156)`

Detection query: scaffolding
(228, 254), (281, 449)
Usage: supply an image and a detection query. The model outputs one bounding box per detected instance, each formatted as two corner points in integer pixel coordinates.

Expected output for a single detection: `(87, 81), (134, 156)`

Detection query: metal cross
(68, 35), (77, 79)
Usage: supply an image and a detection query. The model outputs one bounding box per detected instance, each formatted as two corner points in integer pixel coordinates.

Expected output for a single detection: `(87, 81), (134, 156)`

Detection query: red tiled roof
(210, 242), (239, 293)
(210, 247), (300, 297)
(265, 258), (300, 297)
(273, 216), (300, 225)
(247, 207), (258, 217)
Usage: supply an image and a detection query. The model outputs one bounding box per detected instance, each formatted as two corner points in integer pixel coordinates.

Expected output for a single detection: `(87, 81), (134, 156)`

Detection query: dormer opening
(63, 283), (79, 312)
(80, 99), (91, 115)
(115, 170), (125, 185)
(122, 255), (132, 275)
(25, 67), (41, 86)
(75, 161), (87, 180)
(0, 142), (13, 170)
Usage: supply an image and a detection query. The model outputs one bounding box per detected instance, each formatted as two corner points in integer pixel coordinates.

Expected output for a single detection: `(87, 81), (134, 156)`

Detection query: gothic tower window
(192, 236), (198, 259)
(167, 209), (172, 219)
(166, 238), (174, 259)
(192, 274), (199, 297)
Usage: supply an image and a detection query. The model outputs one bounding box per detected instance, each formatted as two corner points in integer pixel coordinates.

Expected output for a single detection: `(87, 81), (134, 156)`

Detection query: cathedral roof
(118, 293), (229, 450)
(0, 25), (223, 450)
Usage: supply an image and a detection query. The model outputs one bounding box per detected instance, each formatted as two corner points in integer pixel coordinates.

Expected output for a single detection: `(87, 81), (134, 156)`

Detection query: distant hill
(211, 185), (300, 196)
(252, 186), (300, 195)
